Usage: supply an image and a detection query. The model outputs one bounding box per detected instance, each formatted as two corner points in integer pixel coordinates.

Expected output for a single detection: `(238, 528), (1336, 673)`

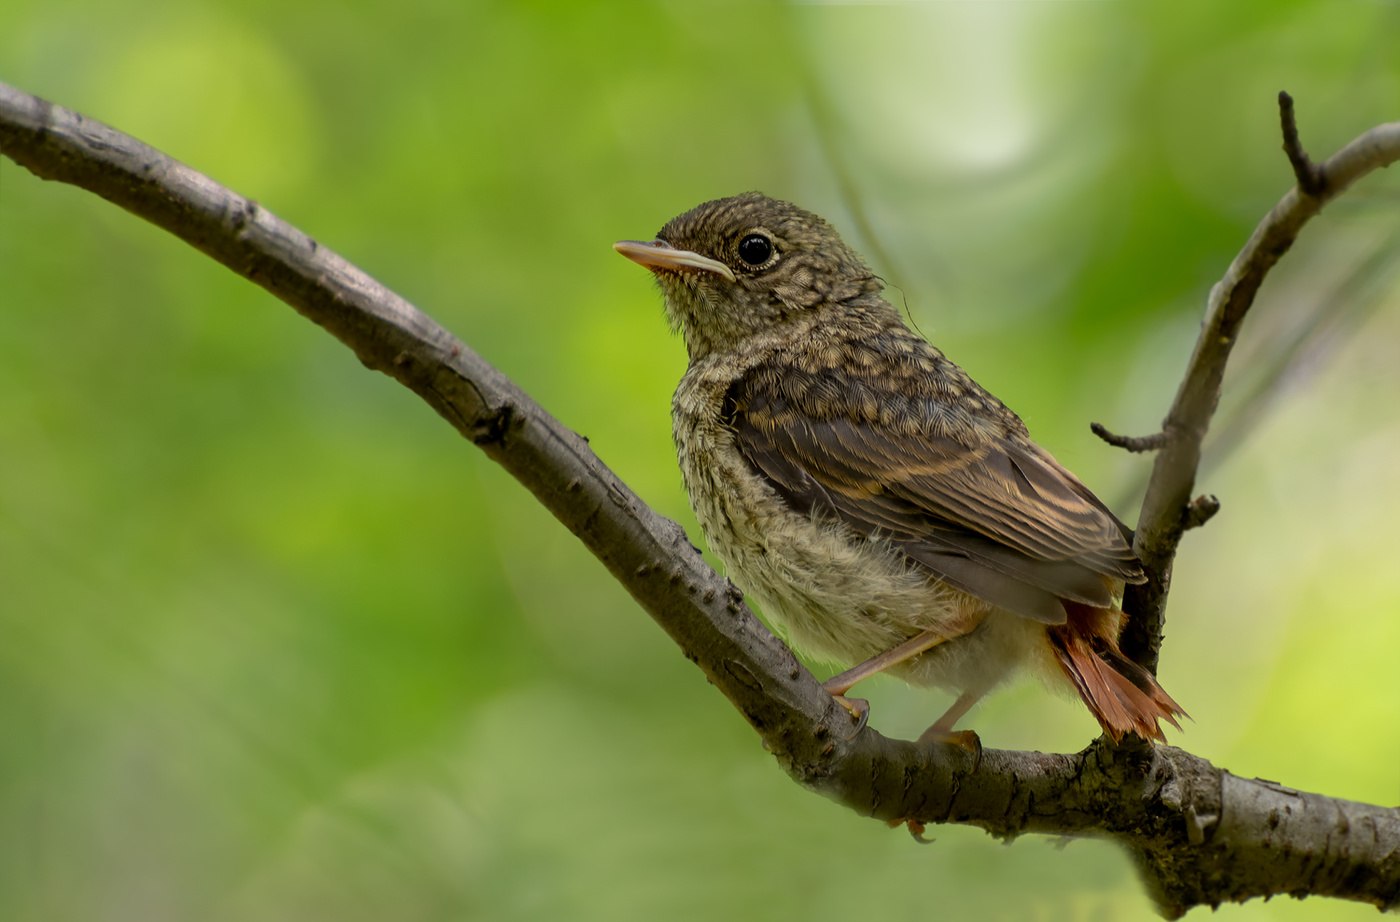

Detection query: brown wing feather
(723, 363), (1143, 624)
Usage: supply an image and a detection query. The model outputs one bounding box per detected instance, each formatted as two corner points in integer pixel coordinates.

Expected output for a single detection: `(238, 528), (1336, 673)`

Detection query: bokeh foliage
(2, 2), (1398, 920)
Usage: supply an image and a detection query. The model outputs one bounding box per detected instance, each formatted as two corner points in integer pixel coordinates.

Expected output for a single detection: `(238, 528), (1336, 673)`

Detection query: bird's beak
(613, 239), (736, 282)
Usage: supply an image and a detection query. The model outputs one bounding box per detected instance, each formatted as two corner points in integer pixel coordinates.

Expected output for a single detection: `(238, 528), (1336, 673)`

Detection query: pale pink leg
(928, 688), (983, 734)
(821, 629), (947, 697)
(916, 688), (986, 755)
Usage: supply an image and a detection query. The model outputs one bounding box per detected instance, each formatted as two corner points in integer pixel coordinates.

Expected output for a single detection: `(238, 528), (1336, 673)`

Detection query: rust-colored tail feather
(1048, 604), (1186, 743)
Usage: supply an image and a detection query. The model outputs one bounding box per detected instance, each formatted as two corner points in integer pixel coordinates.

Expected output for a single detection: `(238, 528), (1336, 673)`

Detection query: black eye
(737, 233), (774, 267)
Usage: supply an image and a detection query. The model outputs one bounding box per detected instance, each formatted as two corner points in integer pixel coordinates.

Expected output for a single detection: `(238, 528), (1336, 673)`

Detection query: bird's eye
(737, 233), (774, 267)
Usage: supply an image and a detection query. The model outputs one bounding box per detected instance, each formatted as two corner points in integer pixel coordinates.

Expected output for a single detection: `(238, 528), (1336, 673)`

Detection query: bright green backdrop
(2, 3), (1398, 920)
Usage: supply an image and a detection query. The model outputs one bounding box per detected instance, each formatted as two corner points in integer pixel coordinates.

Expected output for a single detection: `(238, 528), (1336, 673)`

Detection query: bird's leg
(916, 689), (985, 757)
(823, 629), (947, 695)
(822, 629), (950, 729)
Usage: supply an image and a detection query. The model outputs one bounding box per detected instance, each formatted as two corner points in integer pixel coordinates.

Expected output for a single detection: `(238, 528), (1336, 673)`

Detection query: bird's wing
(723, 368), (1143, 624)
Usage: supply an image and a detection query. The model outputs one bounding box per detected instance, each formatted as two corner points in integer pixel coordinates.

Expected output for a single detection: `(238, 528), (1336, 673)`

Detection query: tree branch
(1115, 95), (1400, 673)
(3, 82), (1397, 917)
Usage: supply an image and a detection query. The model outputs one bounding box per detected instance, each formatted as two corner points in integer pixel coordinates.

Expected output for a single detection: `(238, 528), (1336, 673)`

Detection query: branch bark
(2, 82), (1397, 917)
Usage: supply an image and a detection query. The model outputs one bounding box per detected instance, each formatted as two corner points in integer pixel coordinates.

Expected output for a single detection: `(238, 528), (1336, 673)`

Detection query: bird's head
(615, 193), (883, 361)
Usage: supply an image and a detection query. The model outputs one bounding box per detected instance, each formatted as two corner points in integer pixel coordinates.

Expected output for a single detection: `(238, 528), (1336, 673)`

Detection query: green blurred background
(2, 2), (1398, 920)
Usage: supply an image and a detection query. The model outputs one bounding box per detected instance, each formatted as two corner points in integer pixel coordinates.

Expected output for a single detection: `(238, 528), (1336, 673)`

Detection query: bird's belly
(672, 370), (1056, 696)
(675, 414), (1016, 691)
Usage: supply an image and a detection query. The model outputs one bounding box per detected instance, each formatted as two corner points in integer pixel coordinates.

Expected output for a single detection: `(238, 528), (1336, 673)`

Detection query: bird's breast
(670, 360), (980, 670)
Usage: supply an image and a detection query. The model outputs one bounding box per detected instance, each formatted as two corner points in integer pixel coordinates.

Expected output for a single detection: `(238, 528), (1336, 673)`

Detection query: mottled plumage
(615, 192), (1183, 743)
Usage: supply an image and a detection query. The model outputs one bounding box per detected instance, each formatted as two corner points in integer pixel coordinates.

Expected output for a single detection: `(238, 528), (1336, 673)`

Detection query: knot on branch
(1183, 494), (1220, 531)
(469, 402), (516, 446)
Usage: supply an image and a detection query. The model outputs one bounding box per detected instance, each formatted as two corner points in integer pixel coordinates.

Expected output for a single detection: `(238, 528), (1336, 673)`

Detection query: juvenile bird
(614, 193), (1183, 746)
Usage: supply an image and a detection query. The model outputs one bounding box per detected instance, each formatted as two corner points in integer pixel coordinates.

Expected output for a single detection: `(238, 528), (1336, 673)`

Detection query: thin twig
(1091, 422), (1170, 453)
(1279, 91), (1327, 195)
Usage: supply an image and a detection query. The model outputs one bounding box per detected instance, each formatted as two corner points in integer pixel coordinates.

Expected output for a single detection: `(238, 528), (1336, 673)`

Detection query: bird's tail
(1048, 602), (1186, 743)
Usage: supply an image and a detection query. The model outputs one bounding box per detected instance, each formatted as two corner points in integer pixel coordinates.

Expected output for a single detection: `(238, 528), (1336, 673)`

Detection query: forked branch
(1108, 94), (1400, 671)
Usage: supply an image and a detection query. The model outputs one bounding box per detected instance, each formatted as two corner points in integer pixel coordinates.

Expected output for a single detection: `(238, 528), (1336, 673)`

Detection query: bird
(614, 192), (1184, 748)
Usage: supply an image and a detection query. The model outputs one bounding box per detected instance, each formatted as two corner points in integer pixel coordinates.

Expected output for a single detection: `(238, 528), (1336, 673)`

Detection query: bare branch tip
(1278, 90), (1326, 196)
(1091, 422), (1169, 454)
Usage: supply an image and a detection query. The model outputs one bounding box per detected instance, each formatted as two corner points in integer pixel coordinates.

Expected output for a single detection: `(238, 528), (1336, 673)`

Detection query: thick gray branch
(2, 82), (1397, 918)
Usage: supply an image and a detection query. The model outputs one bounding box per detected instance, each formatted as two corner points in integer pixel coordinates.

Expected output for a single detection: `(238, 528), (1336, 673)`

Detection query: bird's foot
(827, 693), (870, 735)
(916, 726), (982, 768)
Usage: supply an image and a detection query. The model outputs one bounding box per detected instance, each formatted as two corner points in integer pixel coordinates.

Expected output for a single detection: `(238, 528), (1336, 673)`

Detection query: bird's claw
(887, 817), (934, 842)
(830, 694), (870, 735)
(904, 818), (933, 843)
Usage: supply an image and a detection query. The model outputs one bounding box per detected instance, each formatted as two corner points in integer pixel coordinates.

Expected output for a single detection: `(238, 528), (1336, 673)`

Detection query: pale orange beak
(613, 239), (736, 282)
